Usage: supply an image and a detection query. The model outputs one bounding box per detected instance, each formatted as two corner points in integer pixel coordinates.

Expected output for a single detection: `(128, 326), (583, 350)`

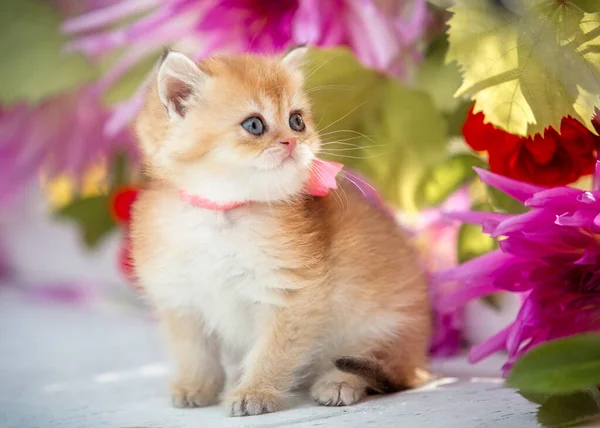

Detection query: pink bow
(305, 158), (344, 197)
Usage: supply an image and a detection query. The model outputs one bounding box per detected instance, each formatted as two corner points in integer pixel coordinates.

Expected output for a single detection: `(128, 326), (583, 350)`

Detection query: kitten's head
(135, 47), (319, 203)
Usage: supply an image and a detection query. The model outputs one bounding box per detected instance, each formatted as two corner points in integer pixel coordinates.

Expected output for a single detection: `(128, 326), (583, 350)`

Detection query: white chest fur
(139, 200), (286, 353)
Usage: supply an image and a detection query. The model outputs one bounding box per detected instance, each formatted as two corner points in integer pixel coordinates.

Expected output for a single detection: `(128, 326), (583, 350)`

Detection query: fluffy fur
(131, 48), (432, 417)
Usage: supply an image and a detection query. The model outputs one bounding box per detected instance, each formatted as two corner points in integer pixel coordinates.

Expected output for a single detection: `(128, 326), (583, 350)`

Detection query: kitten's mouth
(273, 154), (296, 171)
(257, 146), (298, 170)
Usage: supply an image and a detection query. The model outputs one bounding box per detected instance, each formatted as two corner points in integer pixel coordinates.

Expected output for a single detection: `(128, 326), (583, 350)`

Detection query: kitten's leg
(225, 302), (321, 416)
(310, 369), (369, 406)
(161, 310), (224, 408)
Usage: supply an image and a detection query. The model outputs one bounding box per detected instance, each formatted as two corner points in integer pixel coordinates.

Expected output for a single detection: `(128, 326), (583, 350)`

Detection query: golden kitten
(131, 47), (431, 416)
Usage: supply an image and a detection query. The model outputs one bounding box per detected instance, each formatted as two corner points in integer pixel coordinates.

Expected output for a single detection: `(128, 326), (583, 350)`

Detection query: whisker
(317, 147), (370, 153)
(318, 142), (389, 153)
(317, 102), (367, 134)
(306, 84), (352, 94)
(301, 54), (341, 85)
(318, 129), (379, 147)
(315, 151), (399, 160)
(341, 172), (367, 198)
(319, 140), (365, 147)
(340, 170), (379, 195)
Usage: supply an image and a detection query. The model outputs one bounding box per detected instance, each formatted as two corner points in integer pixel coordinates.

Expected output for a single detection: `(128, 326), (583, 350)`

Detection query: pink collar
(180, 159), (343, 211)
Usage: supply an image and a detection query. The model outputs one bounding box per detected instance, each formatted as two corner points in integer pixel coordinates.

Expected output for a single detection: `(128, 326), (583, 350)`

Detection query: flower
(436, 166), (600, 374)
(62, 0), (428, 135)
(110, 186), (139, 223)
(110, 185), (139, 286)
(0, 87), (134, 205)
(463, 107), (599, 187)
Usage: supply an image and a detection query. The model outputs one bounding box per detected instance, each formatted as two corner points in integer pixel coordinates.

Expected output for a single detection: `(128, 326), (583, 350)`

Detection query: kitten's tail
(333, 356), (431, 394)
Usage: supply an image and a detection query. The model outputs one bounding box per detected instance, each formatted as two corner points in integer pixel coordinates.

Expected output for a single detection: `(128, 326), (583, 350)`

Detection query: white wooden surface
(0, 287), (541, 428)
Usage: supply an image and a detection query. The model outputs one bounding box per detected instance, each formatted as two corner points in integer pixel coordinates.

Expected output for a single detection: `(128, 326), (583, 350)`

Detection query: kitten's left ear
(282, 45), (308, 72)
(157, 50), (205, 119)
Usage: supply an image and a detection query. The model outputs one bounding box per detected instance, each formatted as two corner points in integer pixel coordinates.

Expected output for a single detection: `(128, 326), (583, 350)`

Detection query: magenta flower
(436, 166), (600, 374)
(62, 0), (428, 135)
(0, 87), (134, 205)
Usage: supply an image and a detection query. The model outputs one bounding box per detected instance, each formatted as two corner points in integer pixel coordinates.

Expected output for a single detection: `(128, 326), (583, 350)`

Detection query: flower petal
(436, 250), (514, 286)
(62, 0), (159, 33)
(526, 186), (598, 210)
(444, 210), (510, 234)
(474, 167), (546, 202)
(491, 209), (553, 238)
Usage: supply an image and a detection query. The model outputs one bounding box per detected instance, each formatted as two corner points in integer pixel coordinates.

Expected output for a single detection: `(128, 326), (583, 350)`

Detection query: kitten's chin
(252, 165), (311, 202)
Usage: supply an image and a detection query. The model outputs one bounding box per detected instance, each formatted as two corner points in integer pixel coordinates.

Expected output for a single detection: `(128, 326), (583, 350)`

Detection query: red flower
(463, 107), (599, 186)
(109, 185), (140, 288)
(110, 186), (138, 224)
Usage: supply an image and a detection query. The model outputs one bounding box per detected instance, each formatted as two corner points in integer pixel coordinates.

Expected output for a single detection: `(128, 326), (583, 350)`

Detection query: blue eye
(289, 112), (305, 132)
(241, 116), (265, 136)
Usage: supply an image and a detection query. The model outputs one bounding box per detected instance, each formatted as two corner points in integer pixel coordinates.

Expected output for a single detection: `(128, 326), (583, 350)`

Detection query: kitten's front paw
(171, 380), (221, 408)
(226, 388), (285, 416)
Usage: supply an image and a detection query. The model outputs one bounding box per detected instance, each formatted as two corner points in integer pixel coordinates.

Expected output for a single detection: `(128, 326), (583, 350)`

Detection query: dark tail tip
(333, 356), (402, 394)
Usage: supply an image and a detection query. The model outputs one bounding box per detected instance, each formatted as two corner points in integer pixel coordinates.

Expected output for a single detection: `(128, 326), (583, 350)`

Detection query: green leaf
(445, 100), (472, 138)
(537, 391), (600, 427)
(415, 154), (484, 208)
(518, 389), (552, 405)
(415, 35), (463, 114)
(507, 333), (600, 394)
(457, 222), (497, 263)
(56, 195), (116, 248)
(488, 185), (529, 214)
(0, 0), (96, 104)
(305, 47), (448, 211)
(446, 0), (600, 136)
(571, 0), (600, 13)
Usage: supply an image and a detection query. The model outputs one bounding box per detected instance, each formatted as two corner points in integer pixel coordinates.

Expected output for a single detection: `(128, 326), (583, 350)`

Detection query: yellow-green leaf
(446, 0), (600, 136)
(416, 36), (463, 114)
(0, 0), (96, 104)
(457, 222), (497, 263)
(415, 154), (485, 208)
(305, 47), (448, 211)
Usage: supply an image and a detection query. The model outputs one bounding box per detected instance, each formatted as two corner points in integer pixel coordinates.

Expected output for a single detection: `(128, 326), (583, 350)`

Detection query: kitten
(131, 47), (432, 417)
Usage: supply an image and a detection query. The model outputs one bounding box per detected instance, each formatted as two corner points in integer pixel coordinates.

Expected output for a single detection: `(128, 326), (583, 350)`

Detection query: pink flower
(62, 0), (428, 135)
(436, 167), (600, 374)
(0, 87), (134, 205)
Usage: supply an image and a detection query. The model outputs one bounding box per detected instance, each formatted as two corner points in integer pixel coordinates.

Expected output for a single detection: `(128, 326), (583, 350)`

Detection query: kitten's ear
(157, 51), (204, 119)
(282, 45), (308, 72)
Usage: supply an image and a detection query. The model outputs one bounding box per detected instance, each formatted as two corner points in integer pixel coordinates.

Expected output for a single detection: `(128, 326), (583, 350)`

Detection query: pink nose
(279, 137), (297, 155)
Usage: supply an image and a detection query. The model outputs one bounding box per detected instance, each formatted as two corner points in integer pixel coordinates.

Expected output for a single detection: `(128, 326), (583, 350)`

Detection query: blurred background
(1, 0), (599, 425)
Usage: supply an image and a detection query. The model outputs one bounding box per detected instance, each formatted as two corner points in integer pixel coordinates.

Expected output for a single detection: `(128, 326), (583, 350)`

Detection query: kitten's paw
(311, 371), (367, 407)
(171, 380), (221, 408)
(226, 388), (285, 416)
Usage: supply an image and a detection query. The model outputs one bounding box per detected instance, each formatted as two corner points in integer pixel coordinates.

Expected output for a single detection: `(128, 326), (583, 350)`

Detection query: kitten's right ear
(157, 51), (204, 119)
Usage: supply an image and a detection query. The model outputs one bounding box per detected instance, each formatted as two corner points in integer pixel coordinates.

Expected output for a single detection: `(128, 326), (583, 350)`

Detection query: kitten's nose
(279, 138), (297, 155)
